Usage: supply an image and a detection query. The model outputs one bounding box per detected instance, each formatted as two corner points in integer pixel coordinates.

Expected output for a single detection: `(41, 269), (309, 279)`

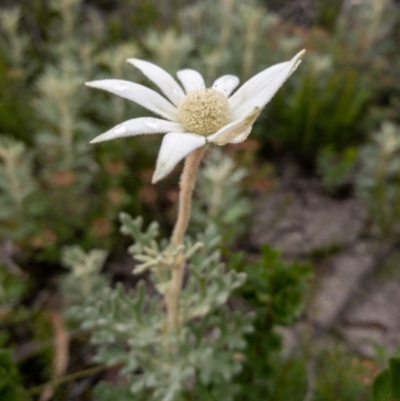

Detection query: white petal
(85, 79), (178, 121)
(152, 133), (206, 183)
(212, 75), (240, 97)
(229, 127), (252, 144)
(176, 69), (205, 94)
(207, 107), (261, 146)
(228, 63), (287, 113)
(127, 58), (185, 107)
(90, 117), (185, 143)
(229, 50), (306, 120)
(251, 50), (305, 108)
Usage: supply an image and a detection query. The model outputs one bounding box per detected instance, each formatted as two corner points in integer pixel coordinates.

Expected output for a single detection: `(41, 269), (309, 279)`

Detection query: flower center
(177, 88), (231, 136)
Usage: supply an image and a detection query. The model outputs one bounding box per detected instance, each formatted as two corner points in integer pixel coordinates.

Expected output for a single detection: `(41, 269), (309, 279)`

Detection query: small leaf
(0, 385), (17, 401)
(389, 358), (400, 400)
(372, 369), (391, 401)
(13, 386), (31, 401)
(0, 349), (14, 371)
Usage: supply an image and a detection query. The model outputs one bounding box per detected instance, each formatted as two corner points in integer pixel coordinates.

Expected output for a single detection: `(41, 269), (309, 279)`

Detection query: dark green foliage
(0, 60), (32, 141)
(265, 68), (370, 161)
(317, 146), (358, 193)
(0, 264), (29, 347)
(391, 358), (400, 400)
(243, 245), (312, 325)
(0, 350), (31, 401)
(271, 345), (372, 401)
(372, 358), (400, 401)
(233, 245), (312, 400)
(373, 370), (392, 401)
(314, 0), (345, 31)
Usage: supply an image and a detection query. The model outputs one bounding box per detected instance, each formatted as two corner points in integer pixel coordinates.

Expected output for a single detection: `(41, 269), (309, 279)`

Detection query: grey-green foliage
(62, 246), (108, 290)
(0, 6), (28, 67)
(0, 137), (38, 240)
(144, 29), (193, 74)
(192, 148), (251, 244)
(96, 42), (141, 123)
(34, 60), (94, 170)
(62, 246), (109, 322)
(30, 0), (151, 171)
(64, 214), (252, 401)
(0, 0), (136, 250)
(356, 122), (400, 238)
(336, 0), (397, 51)
(0, 137), (36, 212)
(179, 0), (278, 84)
(317, 122), (400, 238)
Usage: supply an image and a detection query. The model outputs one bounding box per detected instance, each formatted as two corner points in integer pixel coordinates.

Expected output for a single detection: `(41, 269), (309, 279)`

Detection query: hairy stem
(172, 146), (206, 245)
(167, 146), (207, 332)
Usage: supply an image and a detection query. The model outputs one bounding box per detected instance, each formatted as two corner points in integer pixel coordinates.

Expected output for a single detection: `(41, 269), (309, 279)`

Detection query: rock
(249, 176), (400, 358)
(250, 186), (367, 256)
(336, 280), (400, 357)
(307, 242), (376, 330)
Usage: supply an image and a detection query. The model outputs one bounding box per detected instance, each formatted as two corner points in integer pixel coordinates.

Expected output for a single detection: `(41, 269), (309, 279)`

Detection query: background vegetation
(1, 0), (400, 400)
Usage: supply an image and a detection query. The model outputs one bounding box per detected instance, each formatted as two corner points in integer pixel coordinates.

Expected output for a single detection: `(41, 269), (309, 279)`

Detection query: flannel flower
(86, 49), (305, 183)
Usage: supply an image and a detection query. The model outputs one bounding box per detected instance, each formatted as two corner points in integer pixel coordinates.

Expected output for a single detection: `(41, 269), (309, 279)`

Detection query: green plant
(0, 137), (38, 242)
(316, 146), (358, 193)
(372, 358), (400, 401)
(63, 218), (252, 401)
(234, 245), (312, 401)
(0, 350), (31, 401)
(0, 0), (145, 258)
(0, 264), (28, 347)
(192, 148), (251, 245)
(356, 122), (400, 238)
(2, 1), (400, 400)
(265, 65), (370, 160)
(58, 143), (314, 401)
(270, 343), (372, 401)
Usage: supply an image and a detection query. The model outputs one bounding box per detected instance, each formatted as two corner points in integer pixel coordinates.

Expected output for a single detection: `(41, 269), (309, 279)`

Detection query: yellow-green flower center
(177, 88), (231, 136)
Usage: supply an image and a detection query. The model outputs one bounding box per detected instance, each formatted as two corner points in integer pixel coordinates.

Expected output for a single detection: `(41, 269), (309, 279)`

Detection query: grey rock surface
(250, 179), (400, 358)
(336, 280), (400, 357)
(307, 242), (376, 330)
(250, 187), (367, 256)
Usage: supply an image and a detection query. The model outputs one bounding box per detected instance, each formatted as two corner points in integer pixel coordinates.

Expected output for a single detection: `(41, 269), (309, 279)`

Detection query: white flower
(86, 49), (305, 183)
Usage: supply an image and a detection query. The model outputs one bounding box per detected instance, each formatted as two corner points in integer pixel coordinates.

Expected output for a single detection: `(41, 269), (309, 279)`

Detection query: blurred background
(1, 0), (400, 400)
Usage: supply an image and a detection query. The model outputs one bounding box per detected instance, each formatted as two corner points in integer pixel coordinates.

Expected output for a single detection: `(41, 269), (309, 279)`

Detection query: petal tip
(297, 49), (306, 59)
(85, 80), (101, 88)
(126, 58), (138, 64)
(151, 169), (164, 184)
(152, 159), (178, 184)
(90, 133), (108, 144)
